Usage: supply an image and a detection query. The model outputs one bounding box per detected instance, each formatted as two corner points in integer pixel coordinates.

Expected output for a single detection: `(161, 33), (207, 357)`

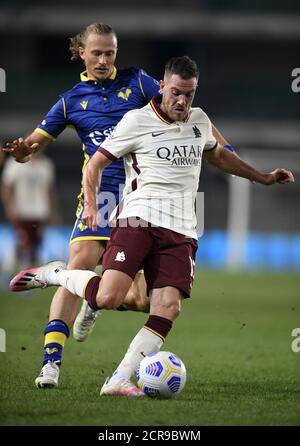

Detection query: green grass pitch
(0, 270), (299, 426)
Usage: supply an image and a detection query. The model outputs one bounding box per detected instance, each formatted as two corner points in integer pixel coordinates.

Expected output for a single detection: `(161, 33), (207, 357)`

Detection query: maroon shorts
(102, 221), (198, 298)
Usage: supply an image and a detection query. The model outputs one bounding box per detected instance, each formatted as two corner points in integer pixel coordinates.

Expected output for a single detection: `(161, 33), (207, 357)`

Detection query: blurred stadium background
(0, 0), (299, 271)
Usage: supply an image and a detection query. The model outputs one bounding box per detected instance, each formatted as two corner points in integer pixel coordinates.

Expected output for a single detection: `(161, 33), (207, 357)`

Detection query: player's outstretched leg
(9, 260), (67, 291)
(73, 271), (150, 342)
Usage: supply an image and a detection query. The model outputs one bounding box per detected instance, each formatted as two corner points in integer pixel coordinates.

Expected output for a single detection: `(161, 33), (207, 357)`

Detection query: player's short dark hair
(69, 23), (117, 61)
(164, 56), (199, 80)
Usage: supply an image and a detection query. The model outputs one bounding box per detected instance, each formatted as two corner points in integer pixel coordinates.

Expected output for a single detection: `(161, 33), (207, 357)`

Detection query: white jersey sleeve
(203, 117), (217, 151)
(99, 110), (140, 159)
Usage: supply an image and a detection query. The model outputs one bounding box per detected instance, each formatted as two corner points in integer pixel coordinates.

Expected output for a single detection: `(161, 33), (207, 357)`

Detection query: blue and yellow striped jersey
(36, 67), (159, 194)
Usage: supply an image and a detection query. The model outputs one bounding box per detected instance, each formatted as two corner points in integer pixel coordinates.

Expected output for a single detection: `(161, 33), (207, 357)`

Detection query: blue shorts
(70, 190), (119, 244)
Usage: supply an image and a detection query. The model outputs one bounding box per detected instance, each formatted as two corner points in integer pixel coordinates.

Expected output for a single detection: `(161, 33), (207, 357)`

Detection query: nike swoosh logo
(152, 131), (166, 137)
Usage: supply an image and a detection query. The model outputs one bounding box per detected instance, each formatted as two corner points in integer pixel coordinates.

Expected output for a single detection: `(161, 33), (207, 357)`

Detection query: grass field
(0, 270), (299, 426)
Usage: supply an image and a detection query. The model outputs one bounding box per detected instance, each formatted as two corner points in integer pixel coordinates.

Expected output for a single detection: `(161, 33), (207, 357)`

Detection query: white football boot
(35, 361), (60, 389)
(73, 300), (101, 342)
(9, 260), (66, 292)
(100, 374), (144, 397)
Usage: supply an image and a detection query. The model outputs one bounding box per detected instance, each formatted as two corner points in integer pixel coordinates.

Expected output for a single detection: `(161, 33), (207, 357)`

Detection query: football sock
(112, 315), (173, 380)
(43, 320), (70, 366)
(53, 269), (98, 299)
(84, 276), (101, 310)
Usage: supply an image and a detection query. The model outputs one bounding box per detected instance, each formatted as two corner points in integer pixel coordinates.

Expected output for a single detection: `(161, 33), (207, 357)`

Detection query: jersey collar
(150, 95), (173, 124)
(150, 95), (190, 124)
(80, 66), (117, 82)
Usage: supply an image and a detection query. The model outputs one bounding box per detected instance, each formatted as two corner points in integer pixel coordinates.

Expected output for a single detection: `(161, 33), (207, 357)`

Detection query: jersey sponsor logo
(115, 251), (126, 262)
(118, 88), (132, 101)
(88, 128), (115, 145)
(156, 145), (203, 166)
(152, 131), (166, 137)
(80, 100), (89, 110)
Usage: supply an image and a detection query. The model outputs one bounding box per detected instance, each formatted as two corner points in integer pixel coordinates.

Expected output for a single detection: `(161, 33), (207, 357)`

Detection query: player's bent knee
(96, 291), (125, 310)
(124, 289), (150, 312)
(136, 296), (150, 312)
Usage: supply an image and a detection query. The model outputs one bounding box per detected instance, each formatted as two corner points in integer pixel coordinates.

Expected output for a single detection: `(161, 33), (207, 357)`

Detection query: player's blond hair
(69, 23), (117, 61)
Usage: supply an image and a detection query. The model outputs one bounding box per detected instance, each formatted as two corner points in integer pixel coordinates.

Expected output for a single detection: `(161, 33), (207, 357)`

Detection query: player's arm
(82, 151), (112, 231)
(2, 98), (67, 163)
(212, 124), (229, 146)
(212, 123), (239, 155)
(2, 131), (51, 163)
(82, 110), (139, 231)
(204, 144), (294, 185)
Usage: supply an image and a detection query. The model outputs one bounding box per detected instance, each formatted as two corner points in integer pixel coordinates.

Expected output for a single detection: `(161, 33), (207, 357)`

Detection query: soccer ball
(136, 351), (186, 399)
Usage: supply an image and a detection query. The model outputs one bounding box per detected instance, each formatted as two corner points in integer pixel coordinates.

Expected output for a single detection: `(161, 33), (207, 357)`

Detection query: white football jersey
(100, 96), (217, 239)
(2, 156), (55, 220)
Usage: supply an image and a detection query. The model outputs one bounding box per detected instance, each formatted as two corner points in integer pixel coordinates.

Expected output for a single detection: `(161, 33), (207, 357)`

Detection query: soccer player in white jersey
(10, 56), (294, 397)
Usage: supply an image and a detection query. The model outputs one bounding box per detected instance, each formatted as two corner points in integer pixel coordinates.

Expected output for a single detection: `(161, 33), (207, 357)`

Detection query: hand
(82, 203), (99, 232)
(2, 138), (40, 163)
(263, 168), (295, 185)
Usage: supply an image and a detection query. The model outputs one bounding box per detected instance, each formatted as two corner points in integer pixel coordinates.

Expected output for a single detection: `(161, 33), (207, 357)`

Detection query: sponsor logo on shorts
(115, 251), (126, 262)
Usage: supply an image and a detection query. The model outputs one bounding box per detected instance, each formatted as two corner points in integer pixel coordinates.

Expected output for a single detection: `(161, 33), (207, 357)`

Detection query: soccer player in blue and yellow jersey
(4, 23), (160, 388)
(5, 23), (235, 389)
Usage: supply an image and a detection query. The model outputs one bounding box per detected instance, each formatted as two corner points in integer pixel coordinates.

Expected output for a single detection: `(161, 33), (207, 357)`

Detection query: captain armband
(224, 144), (236, 153)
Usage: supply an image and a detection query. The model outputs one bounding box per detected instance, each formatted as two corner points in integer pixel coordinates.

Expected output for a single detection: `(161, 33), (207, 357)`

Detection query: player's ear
(78, 47), (85, 61)
(159, 80), (165, 94)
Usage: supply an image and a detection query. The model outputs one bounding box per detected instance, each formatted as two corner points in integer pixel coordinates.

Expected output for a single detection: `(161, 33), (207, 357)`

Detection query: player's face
(79, 32), (118, 82)
(160, 75), (198, 121)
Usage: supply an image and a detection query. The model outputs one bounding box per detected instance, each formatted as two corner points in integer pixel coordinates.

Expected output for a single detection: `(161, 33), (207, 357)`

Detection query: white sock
(50, 269), (98, 298)
(111, 327), (163, 381)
